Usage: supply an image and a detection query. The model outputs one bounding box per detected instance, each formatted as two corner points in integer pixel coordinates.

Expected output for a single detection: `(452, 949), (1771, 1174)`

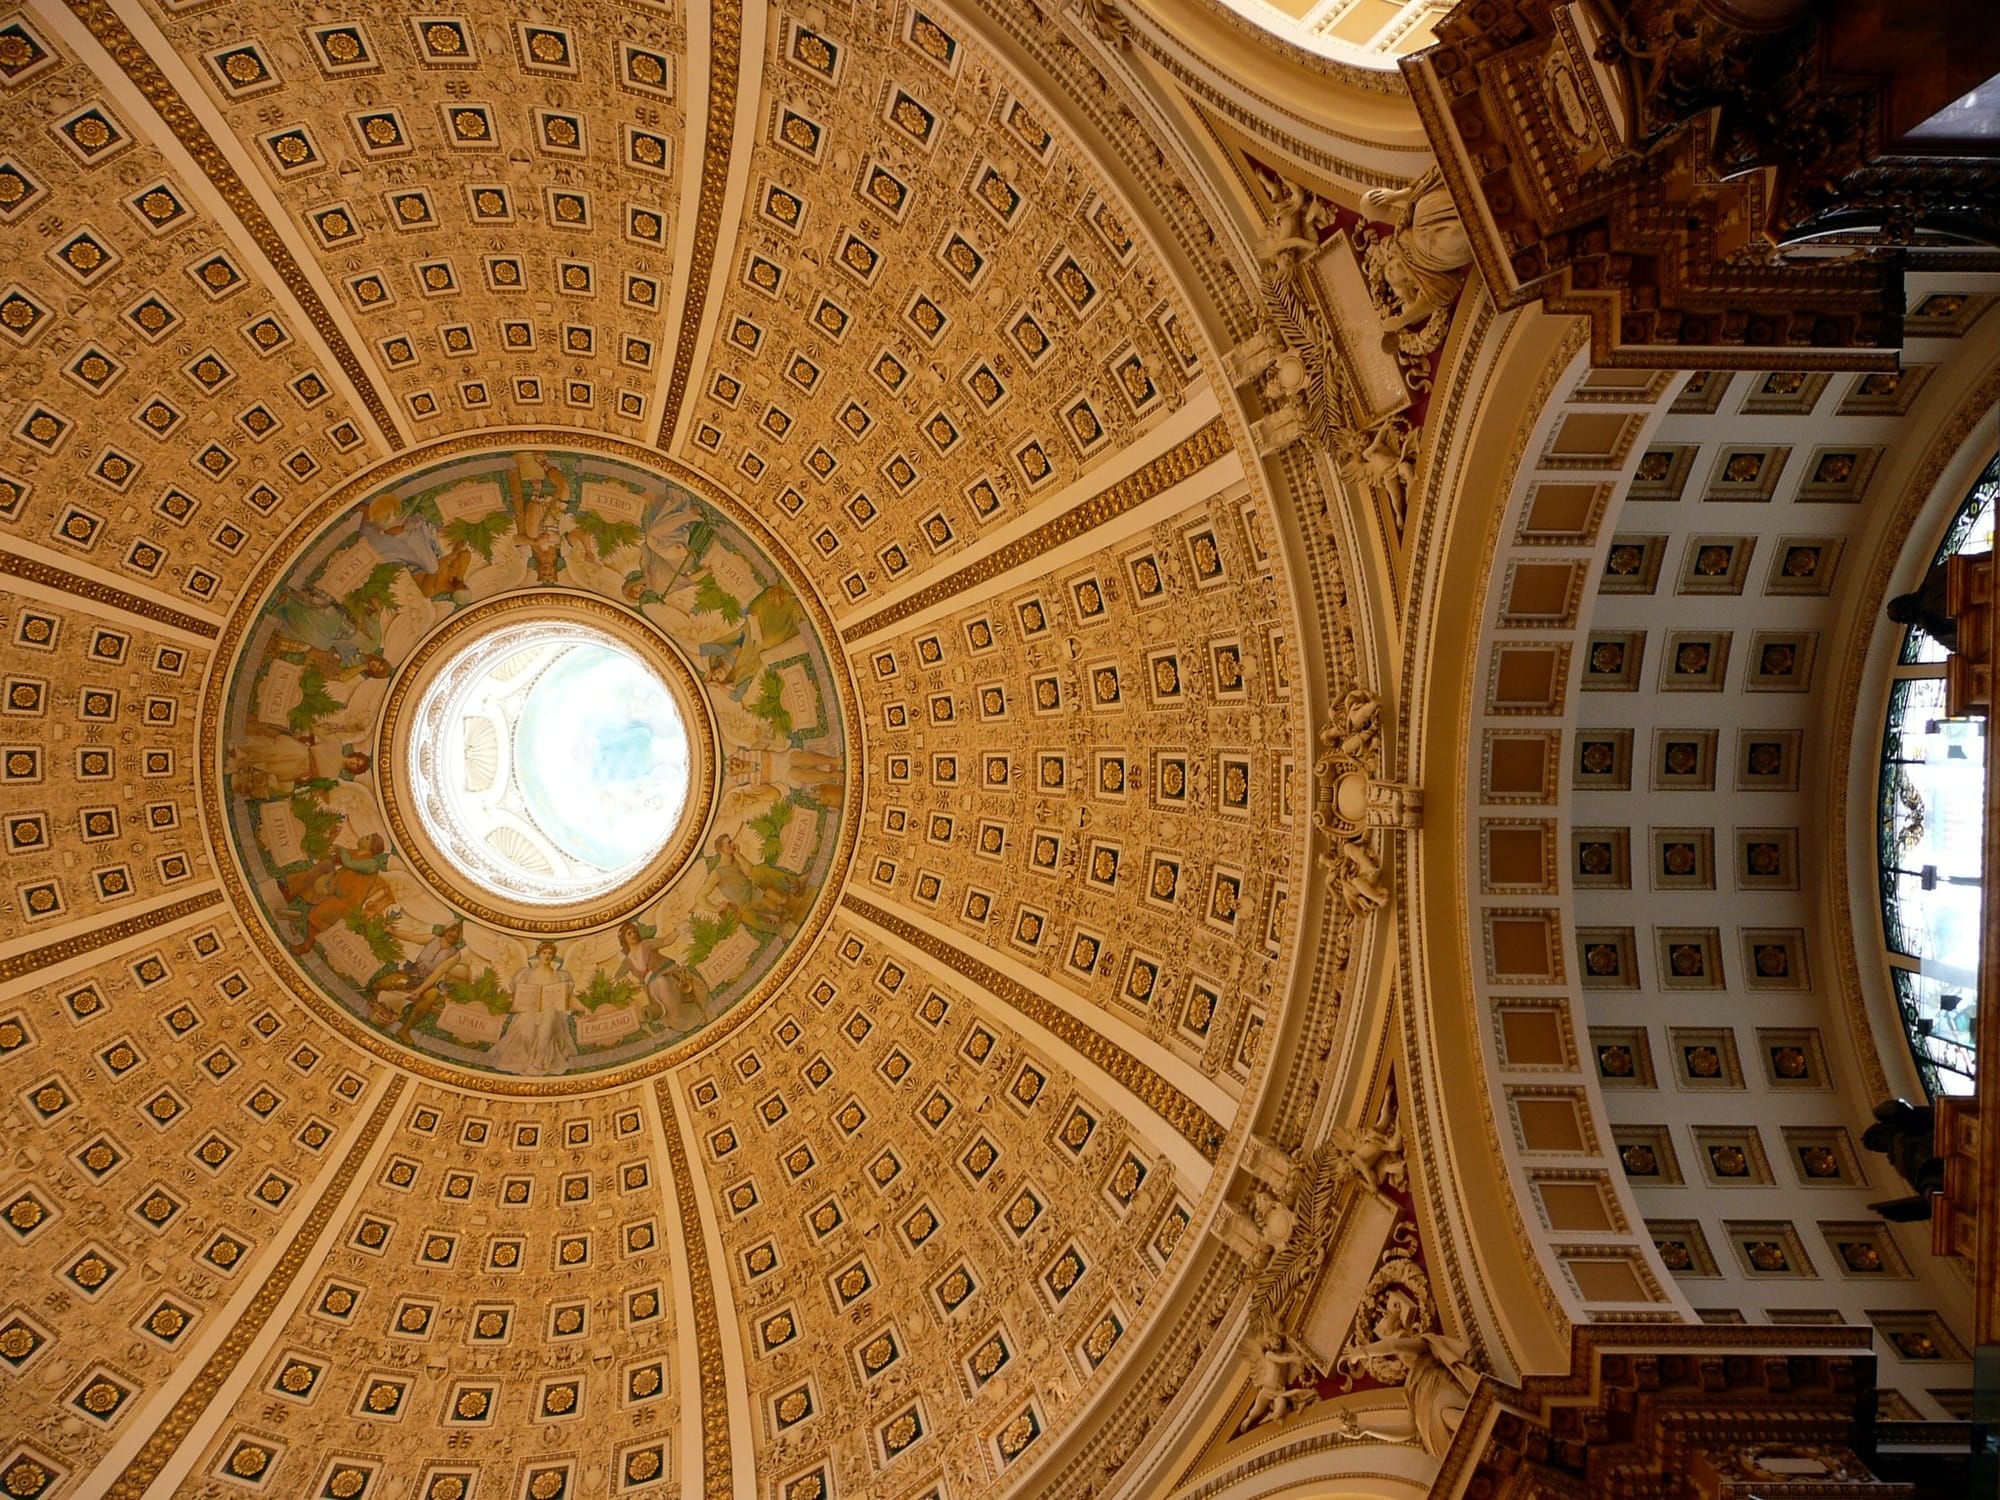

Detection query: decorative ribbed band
(0, 550), (221, 639)
(841, 416), (1234, 643)
(654, 0), (745, 449)
(657, 1080), (734, 1497)
(0, 892), (225, 983)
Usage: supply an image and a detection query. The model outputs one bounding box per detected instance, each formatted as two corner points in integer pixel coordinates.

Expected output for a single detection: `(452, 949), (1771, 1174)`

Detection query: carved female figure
(1336, 1287), (1479, 1456)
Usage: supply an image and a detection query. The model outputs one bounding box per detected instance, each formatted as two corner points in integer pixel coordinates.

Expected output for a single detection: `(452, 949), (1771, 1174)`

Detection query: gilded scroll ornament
(1230, 163), (1472, 533)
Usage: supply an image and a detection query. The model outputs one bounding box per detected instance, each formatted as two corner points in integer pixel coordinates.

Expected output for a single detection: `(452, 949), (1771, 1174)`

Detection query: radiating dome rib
(489, 644), (546, 681)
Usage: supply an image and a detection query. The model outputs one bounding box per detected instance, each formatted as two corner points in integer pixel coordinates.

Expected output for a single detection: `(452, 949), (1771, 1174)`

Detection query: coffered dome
(1, 1), (1989, 1498)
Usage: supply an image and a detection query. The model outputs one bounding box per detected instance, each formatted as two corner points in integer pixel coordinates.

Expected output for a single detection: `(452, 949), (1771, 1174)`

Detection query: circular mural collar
(211, 442), (856, 1090)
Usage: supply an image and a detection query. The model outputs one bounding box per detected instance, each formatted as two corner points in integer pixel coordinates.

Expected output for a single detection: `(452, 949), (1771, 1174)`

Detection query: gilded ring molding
(374, 591), (723, 933)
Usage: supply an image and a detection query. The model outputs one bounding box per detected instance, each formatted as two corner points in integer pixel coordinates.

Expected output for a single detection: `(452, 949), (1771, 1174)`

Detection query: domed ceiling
(9, 0), (1995, 1493)
(0, 2), (1345, 1497)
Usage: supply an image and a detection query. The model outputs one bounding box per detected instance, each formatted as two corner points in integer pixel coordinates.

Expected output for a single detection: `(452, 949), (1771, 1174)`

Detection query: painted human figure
(266, 584), (386, 671)
(727, 746), (844, 813)
(622, 509), (706, 603)
(368, 919), (470, 1041)
(486, 941), (577, 1075)
(278, 833), (392, 955)
(514, 451), (570, 522)
(525, 523), (565, 583)
(699, 581), (805, 703)
(703, 832), (810, 940)
(615, 922), (715, 1033)
(358, 491), (443, 573)
(227, 731), (370, 801)
(293, 647), (392, 687)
